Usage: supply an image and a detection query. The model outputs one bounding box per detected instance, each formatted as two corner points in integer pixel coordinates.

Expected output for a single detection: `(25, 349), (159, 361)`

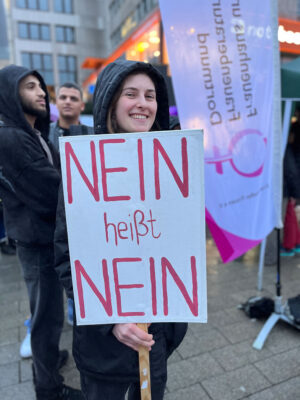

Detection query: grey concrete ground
(1, 239), (300, 400)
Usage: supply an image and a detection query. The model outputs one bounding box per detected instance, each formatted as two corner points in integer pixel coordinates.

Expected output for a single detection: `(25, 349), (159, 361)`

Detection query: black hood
(0, 65), (50, 138)
(93, 60), (169, 134)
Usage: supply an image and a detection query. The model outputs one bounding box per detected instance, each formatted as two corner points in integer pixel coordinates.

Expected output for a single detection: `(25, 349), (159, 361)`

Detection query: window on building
(137, 2), (144, 22)
(109, 0), (121, 17)
(142, 0), (148, 14)
(16, 0), (48, 10)
(28, 0), (37, 8)
(55, 26), (75, 43)
(58, 55), (77, 83)
(40, 24), (50, 40)
(18, 22), (28, 39)
(18, 22), (50, 40)
(29, 23), (39, 39)
(21, 52), (54, 85)
(54, 0), (73, 13)
(111, 28), (121, 48)
(16, 0), (26, 7)
(39, 0), (48, 10)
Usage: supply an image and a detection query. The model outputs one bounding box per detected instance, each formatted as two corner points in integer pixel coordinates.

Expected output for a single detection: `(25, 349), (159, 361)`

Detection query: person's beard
(20, 97), (48, 119)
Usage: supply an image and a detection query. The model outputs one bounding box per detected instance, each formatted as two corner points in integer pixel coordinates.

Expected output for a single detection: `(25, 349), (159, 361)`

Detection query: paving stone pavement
(1, 239), (300, 400)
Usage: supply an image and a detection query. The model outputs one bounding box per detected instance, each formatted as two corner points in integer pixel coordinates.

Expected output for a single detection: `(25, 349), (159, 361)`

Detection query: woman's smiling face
(114, 73), (157, 133)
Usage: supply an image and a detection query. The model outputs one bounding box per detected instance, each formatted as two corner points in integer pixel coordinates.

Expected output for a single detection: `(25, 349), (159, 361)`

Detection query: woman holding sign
(54, 60), (187, 399)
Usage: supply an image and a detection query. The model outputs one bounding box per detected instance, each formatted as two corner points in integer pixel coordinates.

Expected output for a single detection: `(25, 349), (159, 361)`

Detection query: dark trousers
(17, 244), (64, 398)
(80, 374), (166, 400)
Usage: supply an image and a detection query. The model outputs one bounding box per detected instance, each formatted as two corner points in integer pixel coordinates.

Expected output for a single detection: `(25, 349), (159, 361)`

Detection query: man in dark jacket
(49, 82), (93, 327)
(0, 65), (82, 400)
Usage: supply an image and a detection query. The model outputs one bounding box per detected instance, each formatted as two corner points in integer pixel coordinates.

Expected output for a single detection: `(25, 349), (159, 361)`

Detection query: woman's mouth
(130, 114), (148, 120)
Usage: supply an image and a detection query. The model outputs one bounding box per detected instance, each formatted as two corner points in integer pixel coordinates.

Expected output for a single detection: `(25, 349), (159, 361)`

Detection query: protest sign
(160, 0), (282, 262)
(59, 130), (206, 325)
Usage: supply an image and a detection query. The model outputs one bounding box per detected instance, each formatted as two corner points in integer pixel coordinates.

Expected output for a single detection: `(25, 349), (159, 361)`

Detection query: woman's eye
(125, 92), (134, 98)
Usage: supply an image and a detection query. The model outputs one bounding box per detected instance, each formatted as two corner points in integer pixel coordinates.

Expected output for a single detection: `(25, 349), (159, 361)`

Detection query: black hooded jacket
(54, 60), (187, 382)
(0, 65), (60, 245)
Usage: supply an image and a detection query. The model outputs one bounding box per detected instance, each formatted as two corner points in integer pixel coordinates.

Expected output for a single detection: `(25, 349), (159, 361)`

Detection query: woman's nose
(136, 95), (146, 108)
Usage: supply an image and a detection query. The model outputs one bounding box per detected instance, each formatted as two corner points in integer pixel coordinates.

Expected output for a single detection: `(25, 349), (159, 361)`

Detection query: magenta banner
(160, 0), (282, 262)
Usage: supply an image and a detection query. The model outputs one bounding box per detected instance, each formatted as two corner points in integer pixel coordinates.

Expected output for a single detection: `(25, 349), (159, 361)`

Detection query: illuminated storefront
(125, 22), (160, 63)
(278, 18), (300, 56)
(82, 9), (163, 93)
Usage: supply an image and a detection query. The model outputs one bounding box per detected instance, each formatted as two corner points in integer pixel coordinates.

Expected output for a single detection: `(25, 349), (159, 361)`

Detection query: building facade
(82, 0), (167, 100)
(0, 0), (10, 68)
(81, 0), (300, 104)
(2, 0), (300, 99)
(3, 0), (107, 97)
(108, 0), (160, 62)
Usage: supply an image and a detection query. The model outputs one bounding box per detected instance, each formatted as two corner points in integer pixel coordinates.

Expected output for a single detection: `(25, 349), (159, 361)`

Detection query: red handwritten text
(104, 209), (161, 246)
(74, 256), (198, 318)
(65, 137), (189, 203)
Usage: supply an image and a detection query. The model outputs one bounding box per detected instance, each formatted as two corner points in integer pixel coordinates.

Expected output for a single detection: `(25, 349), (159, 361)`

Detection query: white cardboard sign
(59, 130), (207, 325)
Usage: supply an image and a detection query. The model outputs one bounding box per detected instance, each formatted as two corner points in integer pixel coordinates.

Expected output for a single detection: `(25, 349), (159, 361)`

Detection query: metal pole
(257, 237), (267, 291)
(276, 228), (281, 297)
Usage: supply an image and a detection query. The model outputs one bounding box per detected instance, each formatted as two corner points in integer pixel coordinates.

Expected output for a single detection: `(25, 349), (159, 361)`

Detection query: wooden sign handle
(138, 323), (152, 400)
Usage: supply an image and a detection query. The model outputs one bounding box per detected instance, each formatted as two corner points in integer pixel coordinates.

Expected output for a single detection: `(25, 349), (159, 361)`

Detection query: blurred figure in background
(49, 82), (93, 327)
(281, 122), (300, 256)
(49, 82), (93, 151)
